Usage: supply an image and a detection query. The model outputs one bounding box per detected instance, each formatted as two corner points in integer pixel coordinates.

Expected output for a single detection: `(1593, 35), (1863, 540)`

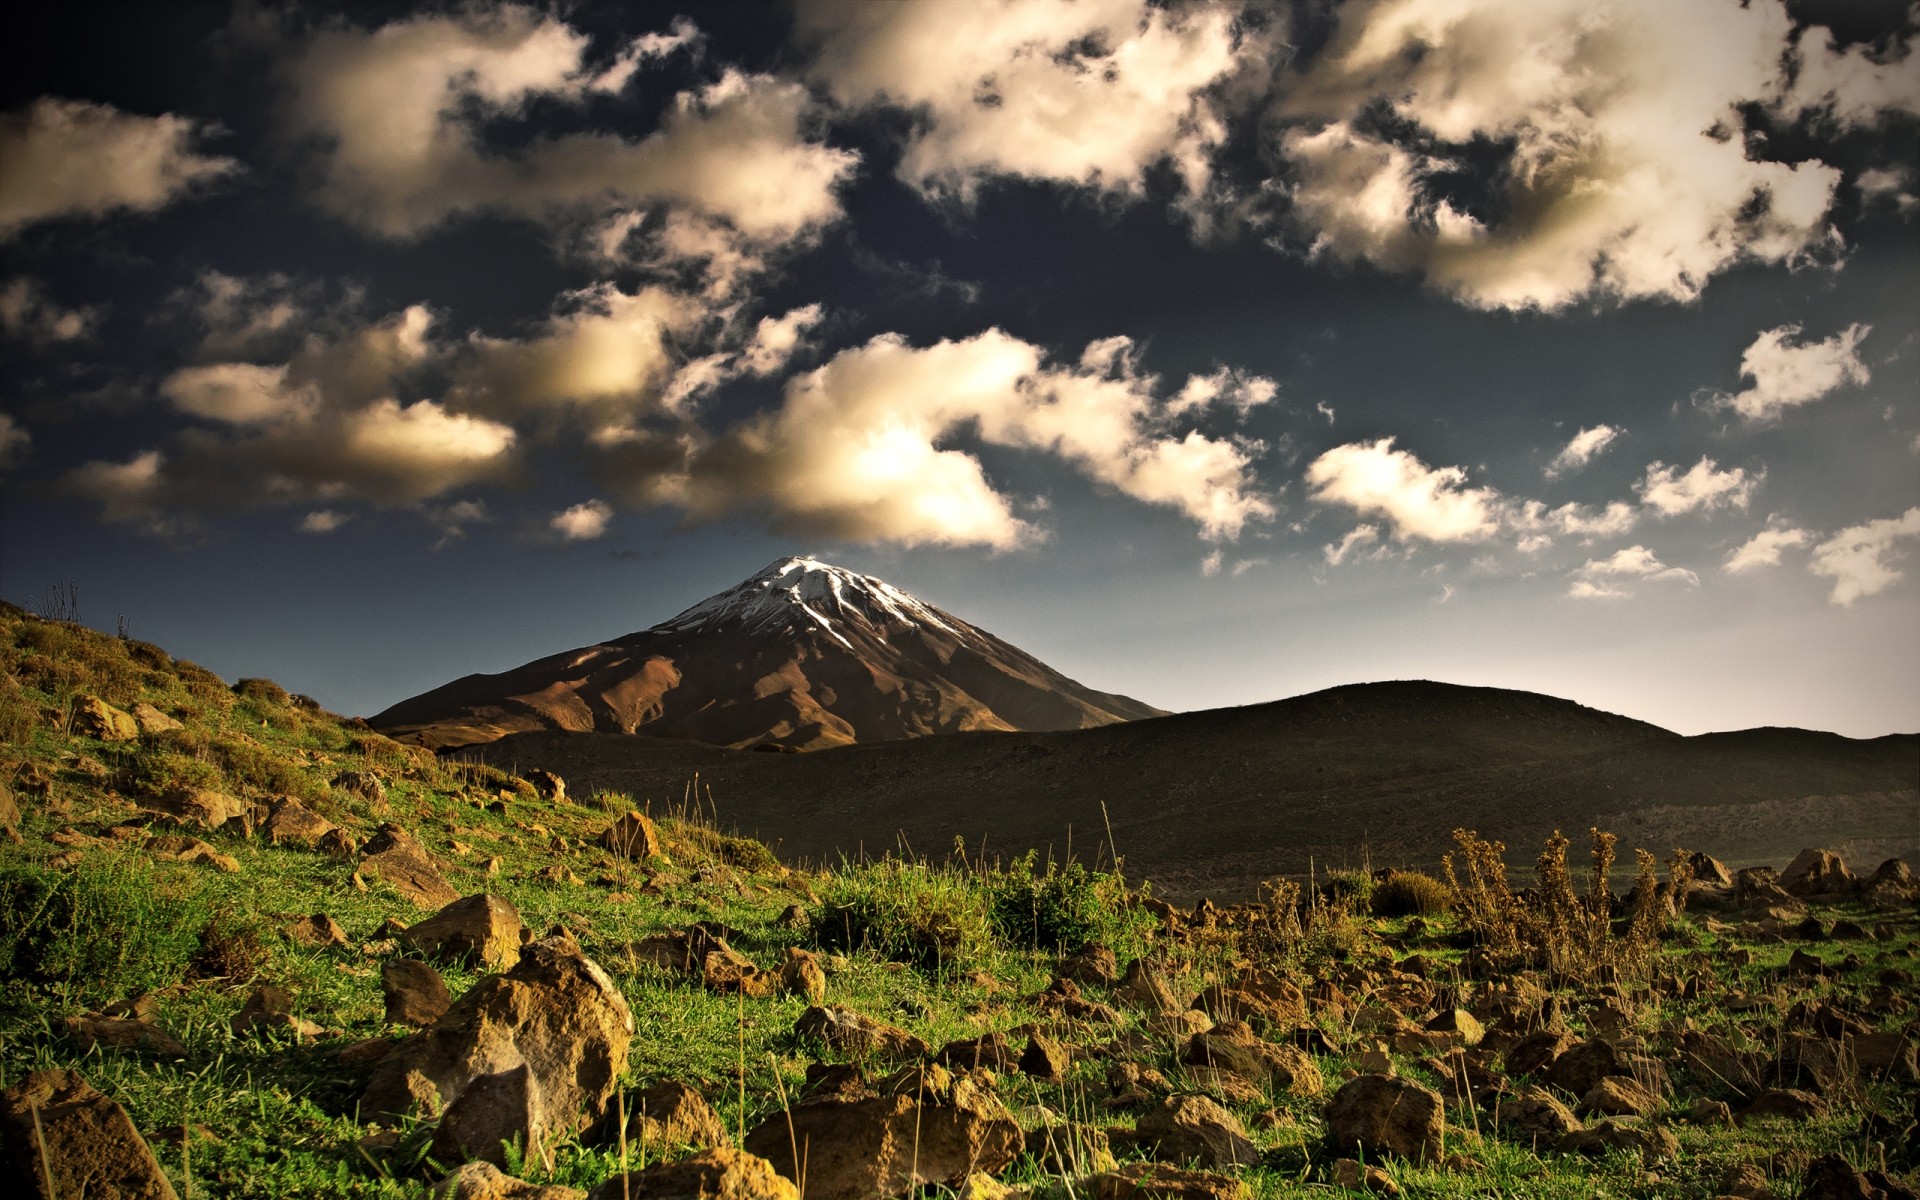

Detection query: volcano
(370, 556), (1162, 751)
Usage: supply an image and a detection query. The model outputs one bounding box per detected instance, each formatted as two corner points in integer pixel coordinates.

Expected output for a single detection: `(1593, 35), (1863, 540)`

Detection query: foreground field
(0, 604), (1915, 1199)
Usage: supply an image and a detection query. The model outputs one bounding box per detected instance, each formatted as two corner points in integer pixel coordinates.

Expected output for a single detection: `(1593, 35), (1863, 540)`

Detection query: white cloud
(1170, 367), (1278, 417)
(1552, 501), (1640, 538)
(0, 97), (236, 237)
(167, 271), (316, 359)
(1568, 580), (1628, 600)
(0, 413), (27, 470)
(1546, 425), (1621, 478)
(1715, 323), (1871, 423)
(1274, 0), (1842, 311)
(162, 362), (316, 425)
(0, 277), (102, 344)
(1635, 457), (1758, 517)
(1782, 25), (1920, 128)
(282, 9), (853, 245)
(1809, 507), (1920, 606)
(1200, 548), (1224, 577)
(300, 510), (348, 533)
(1724, 523), (1811, 573)
(550, 498), (613, 541)
(1323, 524), (1380, 566)
(797, 0), (1246, 204)
(740, 304), (824, 376)
(1578, 545), (1699, 586)
(1304, 439), (1500, 543)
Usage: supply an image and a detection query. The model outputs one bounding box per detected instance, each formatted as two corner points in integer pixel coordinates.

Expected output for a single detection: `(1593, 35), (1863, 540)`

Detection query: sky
(1, 0), (1916, 739)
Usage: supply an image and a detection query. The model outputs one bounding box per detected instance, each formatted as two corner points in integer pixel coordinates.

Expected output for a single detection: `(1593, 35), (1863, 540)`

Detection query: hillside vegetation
(0, 603), (1916, 1199)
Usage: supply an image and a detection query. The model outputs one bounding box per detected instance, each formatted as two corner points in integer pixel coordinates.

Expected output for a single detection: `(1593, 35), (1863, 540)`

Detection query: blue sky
(1, 0), (1916, 737)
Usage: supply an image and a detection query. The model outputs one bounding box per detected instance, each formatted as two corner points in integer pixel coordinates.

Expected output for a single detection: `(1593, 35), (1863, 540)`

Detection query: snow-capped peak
(652, 556), (961, 644)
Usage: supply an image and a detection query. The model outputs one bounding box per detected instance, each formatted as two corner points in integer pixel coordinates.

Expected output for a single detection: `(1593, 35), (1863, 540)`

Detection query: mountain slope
(462, 680), (1919, 901)
(372, 557), (1162, 751)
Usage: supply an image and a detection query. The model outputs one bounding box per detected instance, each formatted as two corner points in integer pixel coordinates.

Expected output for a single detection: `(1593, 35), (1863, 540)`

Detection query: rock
(777, 947), (826, 1003)
(261, 796), (340, 848)
(585, 1080), (731, 1151)
(1194, 969), (1307, 1030)
(587, 1148), (797, 1200)
(1849, 1031), (1919, 1082)
(1183, 1022), (1324, 1096)
(1116, 958), (1182, 1015)
(1718, 1163), (1777, 1200)
(1089, 1163), (1251, 1200)
(1768, 1034), (1847, 1094)
(1425, 1008), (1485, 1048)
(1025, 1119), (1116, 1172)
(435, 1160), (585, 1199)
(1687, 851), (1736, 888)
(63, 1013), (188, 1057)
(129, 702), (183, 735)
(1324, 1075), (1445, 1164)
(793, 1005), (929, 1062)
(146, 835), (240, 873)
(1131, 1094), (1258, 1168)
(599, 812), (661, 860)
(333, 770), (387, 809)
(0, 1068), (179, 1199)
(741, 1080), (1021, 1200)
(1779, 849), (1856, 897)
(383, 959), (452, 1028)
(1582, 1075), (1662, 1118)
(1502, 1086), (1583, 1145)
(401, 893), (523, 970)
(72, 696), (139, 742)
(141, 787), (245, 831)
(1796, 1153), (1887, 1200)
(231, 985), (323, 1039)
(1686, 1097), (1734, 1128)
(1739, 1088), (1823, 1123)
(1331, 1158), (1401, 1196)
(1020, 1028), (1072, 1082)
(1504, 1029), (1575, 1079)
(1558, 1118), (1678, 1163)
(287, 912), (349, 948)
(524, 770), (566, 803)
(1546, 1038), (1667, 1099)
(318, 827), (360, 858)
(0, 784), (17, 834)
(939, 1032), (1020, 1072)
(362, 934), (633, 1169)
(1058, 943), (1119, 986)
(360, 824), (459, 908)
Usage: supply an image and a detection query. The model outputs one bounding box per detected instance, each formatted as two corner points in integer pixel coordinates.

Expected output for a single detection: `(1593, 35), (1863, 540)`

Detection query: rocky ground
(0, 603), (1915, 1199)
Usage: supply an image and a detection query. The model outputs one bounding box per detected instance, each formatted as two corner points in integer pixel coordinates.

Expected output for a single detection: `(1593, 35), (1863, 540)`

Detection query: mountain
(458, 679), (1919, 902)
(371, 556), (1163, 751)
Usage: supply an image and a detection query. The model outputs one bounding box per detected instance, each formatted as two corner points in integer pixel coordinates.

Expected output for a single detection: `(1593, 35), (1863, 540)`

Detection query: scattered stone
(261, 796), (340, 848)
(146, 834), (240, 873)
(360, 824), (459, 908)
(434, 1160), (585, 1200)
(1558, 1118), (1678, 1163)
(585, 1079), (731, 1151)
(0, 1068), (179, 1199)
(1058, 943), (1119, 986)
(1088, 1162), (1250, 1200)
(1739, 1088), (1823, 1123)
(231, 985), (323, 1039)
(1546, 1038), (1667, 1099)
(141, 787), (246, 831)
(1115, 958), (1182, 1015)
(940, 1032), (1020, 1072)
(1779, 849), (1856, 898)
(332, 770), (388, 810)
(1796, 1152), (1905, 1200)
(401, 893), (523, 970)
(72, 695), (139, 742)
(287, 912), (349, 948)
(63, 1013), (188, 1057)
(1687, 851), (1736, 888)
(1849, 1031), (1919, 1081)
(1501, 1086), (1582, 1146)
(1194, 969), (1307, 1030)
(587, 1148), (796, 1200)
(129, 702), (183, 736)
(777, 947), (827, 1003)
(793, 1005), (930, 1062)
(382, 959), (452, 1028)
(1331, 1158), (1401, 1196)
(1021, 1028), (1072, 1082)
(523, 770), (566, 803)
(1324, 1074), (1445, 1164)
(1581, 1075), (1661, 1118)
(1426, 1008), (1486, 1048)
(599, 812), (661, 860)
(1685, 1097), (1734, 1128)
(1130, 1094), (1258, 1168)
(362, 934), (633, 1169)
(1718, 1163), (1778, 1200)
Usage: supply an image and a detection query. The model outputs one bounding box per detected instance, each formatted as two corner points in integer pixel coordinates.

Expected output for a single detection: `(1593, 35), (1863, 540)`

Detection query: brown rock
(1796, 1152), (1903, 1200)
(777, 947), (826, 1003)
(360, 823), (458, 908)
(129, 702), (183, 736)
(1687, 851), (1736, 888)
(1331, 1158), (1402, 1196)
(261, 796), (340, 848)
(599, 812), (661, 860)
(1132, 1094), (1258, 1167)
(1848, 1031), (1918, 1082)
(1501, 1085), (1582, 1145)
(1425, 1008), (1485, 1048)
(523, 770), (566, 803)
(333, 770), (388, 810)
(63, 1013), (188, 1057)
(1058, 943), (1119, 986)
(1546, 1038), (1667, 1099)
(382, 959), (452, 1027)
(362, 934), (633, 1169)
(1504, 1028), (1575, 1079)
(1324, 1074), (1445, 1164)
(141, 787), (245, 831)
(1116, 958), (1181, 1015)
(72, 696), (139, 742)
(1089, 1162), (1250, 1200)
(1581, 1075), (1662, 1118)
(401, 893), (523, 970)
(146, 835), (240, 873)
(231, 985), (323, 1039)
(287, 912), (348, 948)
(793, 1005), (929, 1062)
(741, 1081), (1021, 1200)
(1558, 1118), (1678, 1163)
(1718, 1163), (1777, 1200)
(586, 1080), (731, 1151)
(0, 784), (17, 834)
(434, 1160), (585, 1199)
(1194, 968), (1307, 1030)
(1779, 849), (1856, 898)
(0, 1068), (179, 1199)
(1020, 1028), (1072, 1082)
(939, 1032), (1020, 1072)
(1739, 1088), (1823, 1123)
(587, 1148), (797, 1200)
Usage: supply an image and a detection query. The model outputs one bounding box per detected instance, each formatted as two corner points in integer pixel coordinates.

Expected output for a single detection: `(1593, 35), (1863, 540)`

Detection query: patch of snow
(653, 556), (964, 645)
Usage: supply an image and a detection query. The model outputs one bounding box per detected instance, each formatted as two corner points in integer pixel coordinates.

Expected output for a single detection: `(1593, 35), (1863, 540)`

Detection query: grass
(0, 599), (1913, 1198)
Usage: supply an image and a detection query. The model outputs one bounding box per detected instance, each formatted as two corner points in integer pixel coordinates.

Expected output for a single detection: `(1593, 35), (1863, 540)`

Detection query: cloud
(0, 97), (236, 237)
(1725, 523), (1811, 573)
(1808, 507), (1920, 606)
(0, 277), (102, 344)
(1274, 0), (1842, 310)
(796, 0), (1247, 204)
(281, 9), (854, 246)
(1546, 425), (1621, 478)
(1635, 457), (1758, 517)
(1304, 438), (1500, 543)
(659, 329), (1277, 548)
(1200, 548), (1223, 577)
(1568, 580), (1628, 600)
(1713, 323), (1871, 423)
(1323, 524), (1380, 565)
(1568, 544), (1698, 597)
(165, 271), (319, 359)
(300, 510), (348, 533)
(0, 413), (27, 469)
(162, 362), (316, 425)
(740, 304), (824, 376)
(1551, 501), (1640, 538)
(1781, 24), (1920, 128)
(550, 498), (613, 540)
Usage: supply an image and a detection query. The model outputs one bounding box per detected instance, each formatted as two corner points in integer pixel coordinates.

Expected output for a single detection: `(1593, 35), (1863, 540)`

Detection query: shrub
(0, 857), (211, 1001)
(984, 851), (1143, 953)
(1319, 867), (1374, 911)
(232, 677), (291, 706)
(1371, 870), (1453, 917)
(812, 858), (992, 972)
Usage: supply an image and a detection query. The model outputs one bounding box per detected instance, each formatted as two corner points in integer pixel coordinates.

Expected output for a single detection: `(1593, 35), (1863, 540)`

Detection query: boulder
(62, 1013), (188, 1057)
(1115, 958), (1182, 1015)
(938, 1032), (1019, 1072)
(1020, 1028), (1071, 1082)
(1504, 1028), (1576, 1079)
(1194, 969), (1307, 1030)
(129, 702), (183, 736)
(1546, 1038), (1667, 1099)
(0, 1068), (178, 1199)
(587, 1148), (797, 1200)
(1738, 1088), (1823, 1123)
(382, 959), (452, 1028)
(146, 835), (240, 873)
(401, 893), (523, 970)
(1581, 1075), (1661, 1118)
(1058, 943), (1119, 986)
(1501, 1086), (1582, 1146)
(287, 912), (349, 948)
(231, 985), (323, 1039)
(793, 1005), (929, 1062)
(1131, 1093), (1258, 1167)
(1324, 1075), (1445, 1164)
(1183, 1022), (1324, 1097)
(1797, 1152), (1912, 1200)
(1089, 1163), (1250, 1200)
(524, 770), (566, 803)
(141, 787), (245, 831)
(741, 1078), (1021, 1200)
(1686, 851), (1736, 888)
(360, 824), (459, 908)
(261, 796), (340, 848)
(72, 696), (139, 742)
(434, 1160), (584, 1199)
(1779, 849), (1856, 898)
(1558, 1118), (1678, 1163)
(585, 1079), (731, 1151)
(362, 934), (633, 1169)
(1849, 1031), (1919, 1082)
(599, 812), (661, 860)
(1330, 1158), (1401, 1197)
(777, 947), (827, 1003)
